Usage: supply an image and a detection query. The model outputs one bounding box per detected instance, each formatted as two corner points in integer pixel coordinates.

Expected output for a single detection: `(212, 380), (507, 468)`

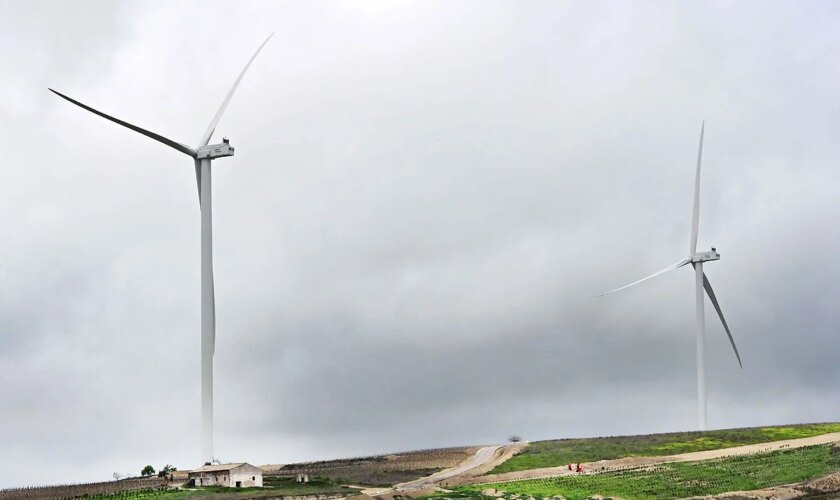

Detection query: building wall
(189, 465), (263, 488)
(231, 466), (263, 487)
(191, 472), (229, 487)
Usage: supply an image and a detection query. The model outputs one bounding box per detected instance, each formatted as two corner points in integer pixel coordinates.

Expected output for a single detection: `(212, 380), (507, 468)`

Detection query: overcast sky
(1, 0), (839, 488)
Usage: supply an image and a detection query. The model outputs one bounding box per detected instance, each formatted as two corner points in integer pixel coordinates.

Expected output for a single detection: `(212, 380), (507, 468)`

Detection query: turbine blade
(597, 258), (691, 297)
(194, 159), (202, 204)
(198, 33), (274, 147)
(690, 121), (704, 254)
(703, 272), (742, 368)
(48, 89), (196, 157)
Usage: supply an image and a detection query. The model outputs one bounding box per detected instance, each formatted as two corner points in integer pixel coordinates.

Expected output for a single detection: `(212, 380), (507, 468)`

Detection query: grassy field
(325, 468), (441, 486)
(491, 422), (840, 473)
(261, 476), (359, 494)
(267, 467), (443, 487)
(86, 477), (360, 499)
(457, 444), (840, 500)
(270, 447), (471, 486)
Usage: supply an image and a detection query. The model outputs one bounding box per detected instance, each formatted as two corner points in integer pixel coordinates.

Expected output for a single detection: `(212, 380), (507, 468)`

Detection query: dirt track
(357, 445), (520, 496)
(451, 432), (840, 487)
(395, 446), (502, 491)
(462, 445), (525, 478)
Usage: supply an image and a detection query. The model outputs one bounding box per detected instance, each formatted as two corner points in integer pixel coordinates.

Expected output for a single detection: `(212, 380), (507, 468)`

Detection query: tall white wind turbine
(598, 122), (742, 430)
(50, 34), (273, 463)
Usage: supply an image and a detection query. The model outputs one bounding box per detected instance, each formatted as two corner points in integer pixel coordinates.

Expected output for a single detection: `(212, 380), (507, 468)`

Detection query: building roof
(190, 463), (254, 473)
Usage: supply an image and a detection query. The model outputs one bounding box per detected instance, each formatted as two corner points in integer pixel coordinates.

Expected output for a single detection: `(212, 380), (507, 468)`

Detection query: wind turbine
(598, 122), (742, 430)
(50, 34), (273, 463)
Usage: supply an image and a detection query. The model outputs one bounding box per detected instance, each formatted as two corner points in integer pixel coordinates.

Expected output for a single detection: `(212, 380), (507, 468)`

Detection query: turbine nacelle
(691, 248), (720, 263)
(197, 138), (235, 160)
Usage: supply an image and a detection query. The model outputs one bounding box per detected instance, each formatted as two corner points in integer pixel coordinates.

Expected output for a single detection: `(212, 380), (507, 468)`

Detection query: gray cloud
(1, 0), (839, 488)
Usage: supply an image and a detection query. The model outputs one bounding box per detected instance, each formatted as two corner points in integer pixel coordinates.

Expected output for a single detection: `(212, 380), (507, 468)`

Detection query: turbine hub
(691, 248), (720, 263)
(197, 141), (235, 160)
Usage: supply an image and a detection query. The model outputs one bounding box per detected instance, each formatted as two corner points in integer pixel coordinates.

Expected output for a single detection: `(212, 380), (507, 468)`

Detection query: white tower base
(200, 158), (215, 463)
(695, 261), (706, 430)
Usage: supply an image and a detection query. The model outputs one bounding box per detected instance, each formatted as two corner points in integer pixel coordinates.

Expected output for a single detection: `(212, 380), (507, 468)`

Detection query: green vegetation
(491, 422), (840, 473)
(86, 477), (360, 498)
(86, 490), (174, 499)
(158, 465), (177, 478)
(457, 444), (840, 500)
(273, 446), (470, 486)
(328, 468), (442, 487)
(261, 475), (360, 494)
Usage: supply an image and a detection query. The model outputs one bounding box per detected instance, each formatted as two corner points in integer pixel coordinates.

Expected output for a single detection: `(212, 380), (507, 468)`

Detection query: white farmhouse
(188, 463), (263, 488)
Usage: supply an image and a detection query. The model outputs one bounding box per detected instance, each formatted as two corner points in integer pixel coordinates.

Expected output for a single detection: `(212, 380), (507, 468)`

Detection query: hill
(458, 443), (840, 499)
(264, 446), (478, 486)
(491, 422), (840, 474)
(3, 423), (840, 499)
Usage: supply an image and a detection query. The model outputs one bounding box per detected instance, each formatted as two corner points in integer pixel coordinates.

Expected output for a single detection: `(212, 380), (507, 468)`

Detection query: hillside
(458, 444), (840, 499)
(3, 423), (840, 499)
(443, 423), (840, 500)
(264, 446), (479, 486)
(491, 422), (840, 474)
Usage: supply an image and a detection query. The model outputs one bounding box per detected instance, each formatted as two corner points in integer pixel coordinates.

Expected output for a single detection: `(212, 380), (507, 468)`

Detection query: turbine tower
(50, 34), (273, 463)
(598, 122), (742, 430)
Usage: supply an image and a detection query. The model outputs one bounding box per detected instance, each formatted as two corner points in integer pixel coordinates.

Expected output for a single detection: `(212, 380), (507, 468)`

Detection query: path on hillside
(360, 445), (505, 495)
(452, 432), (840, 487)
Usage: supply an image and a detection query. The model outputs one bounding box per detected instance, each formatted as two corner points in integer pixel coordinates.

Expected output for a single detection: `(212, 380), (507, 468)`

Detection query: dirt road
(397, 446), (501, 491)
(359, 445), (506, 495)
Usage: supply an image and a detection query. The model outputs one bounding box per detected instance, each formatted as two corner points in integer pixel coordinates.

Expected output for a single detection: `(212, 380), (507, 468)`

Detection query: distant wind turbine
(50, 33), (274, 463)
(598, 122), (742, 430)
